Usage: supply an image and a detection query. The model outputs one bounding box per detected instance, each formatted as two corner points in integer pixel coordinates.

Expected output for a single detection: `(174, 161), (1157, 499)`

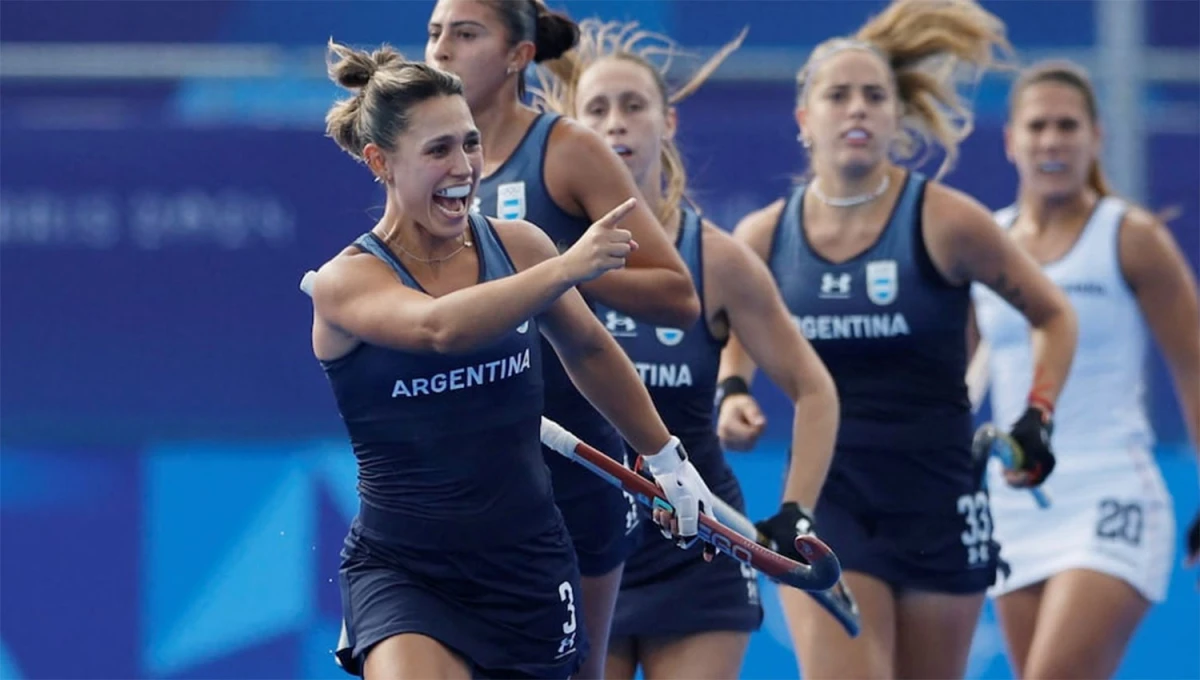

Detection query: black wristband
(714, 375), (751, 409)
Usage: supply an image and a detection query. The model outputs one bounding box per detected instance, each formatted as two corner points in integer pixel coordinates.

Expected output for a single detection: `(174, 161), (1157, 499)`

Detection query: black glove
(1006, 406), (1056, 487)
(754, 501), (816, 563)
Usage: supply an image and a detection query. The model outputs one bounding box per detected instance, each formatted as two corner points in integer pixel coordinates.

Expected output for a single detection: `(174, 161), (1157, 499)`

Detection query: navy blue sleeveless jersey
(474, 112), (605, 428)
(321, 213), (557, 550)
(604, 205), (764, 638)
(768, 172), (971, 453)
(768, 172), (996, 593)
(592, 205), (723, 475)
(473, 111), (639, 575)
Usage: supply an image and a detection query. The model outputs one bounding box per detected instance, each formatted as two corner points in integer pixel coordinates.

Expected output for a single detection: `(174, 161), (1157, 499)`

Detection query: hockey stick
(706, 494), (861, 637)
(539, 419), (842, 592)
(971, 424), (1052, 509)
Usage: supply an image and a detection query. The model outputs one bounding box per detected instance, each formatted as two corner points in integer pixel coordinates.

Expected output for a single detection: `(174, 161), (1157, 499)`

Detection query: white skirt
(986, 446), (1175, 603)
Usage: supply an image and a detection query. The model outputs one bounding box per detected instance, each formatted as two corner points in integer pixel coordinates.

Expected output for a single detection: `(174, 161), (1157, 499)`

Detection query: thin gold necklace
(392, 233), (472, 264)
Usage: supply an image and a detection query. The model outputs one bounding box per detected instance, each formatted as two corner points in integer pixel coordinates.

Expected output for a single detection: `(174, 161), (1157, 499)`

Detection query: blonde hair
(534, 20), (746, 227)
(324, 39), (463, 167)
(797, 0), (1014, 179)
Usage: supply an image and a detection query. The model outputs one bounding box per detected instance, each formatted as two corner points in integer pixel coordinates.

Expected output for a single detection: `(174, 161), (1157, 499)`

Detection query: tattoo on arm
(991, 272), (1027, 313)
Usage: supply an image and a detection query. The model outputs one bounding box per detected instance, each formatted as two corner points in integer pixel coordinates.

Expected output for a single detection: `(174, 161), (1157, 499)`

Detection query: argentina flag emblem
(497, 182), (526, 220)
(866, 260), (899, 306)
(655, 327), (685, 346)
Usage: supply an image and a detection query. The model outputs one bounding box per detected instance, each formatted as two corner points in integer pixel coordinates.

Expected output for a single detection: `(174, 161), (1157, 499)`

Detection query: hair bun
(327, 40), (406, 90)
(533, 5), (579, 63)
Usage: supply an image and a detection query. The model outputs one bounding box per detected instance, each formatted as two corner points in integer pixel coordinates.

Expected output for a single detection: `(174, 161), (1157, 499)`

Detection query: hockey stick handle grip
(540, 415), (583, 463)
(975, 425), (1052, 509)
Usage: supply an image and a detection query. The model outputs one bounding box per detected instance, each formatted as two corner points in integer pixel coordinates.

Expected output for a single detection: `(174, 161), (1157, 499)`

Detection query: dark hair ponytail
(533, 2), (579, 62)
(481, 0), (579, 97)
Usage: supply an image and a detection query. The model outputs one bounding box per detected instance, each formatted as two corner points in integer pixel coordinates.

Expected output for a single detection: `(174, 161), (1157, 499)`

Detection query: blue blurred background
(1, 1), (1196, 678)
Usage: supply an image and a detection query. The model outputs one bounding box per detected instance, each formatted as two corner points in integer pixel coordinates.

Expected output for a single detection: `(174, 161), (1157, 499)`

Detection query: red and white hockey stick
(539, 417), (841, 592)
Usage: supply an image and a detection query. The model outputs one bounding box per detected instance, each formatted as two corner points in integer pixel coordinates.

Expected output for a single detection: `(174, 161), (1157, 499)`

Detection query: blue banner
(0, 0), (1106, 48)
(0, 127), (367, 442)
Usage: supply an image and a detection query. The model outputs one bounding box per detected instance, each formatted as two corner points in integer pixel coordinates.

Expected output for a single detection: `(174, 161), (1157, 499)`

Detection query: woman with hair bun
(424, 4), (705, 677)
(315, 38), (715, 680)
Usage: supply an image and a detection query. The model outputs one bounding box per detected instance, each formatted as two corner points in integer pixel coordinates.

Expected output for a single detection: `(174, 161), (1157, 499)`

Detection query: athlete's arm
(505, 221), (717, 539)
(1119, 208), (1200, 457)
(544, 118), (700, 327)
(309, 251), (571, 355)
(705, 223), (838, 509)
(923, 184), (1078, 412)
(312, 201), (635, 356)
(499, 217), (670, 454)
(716, 200), (786, 451)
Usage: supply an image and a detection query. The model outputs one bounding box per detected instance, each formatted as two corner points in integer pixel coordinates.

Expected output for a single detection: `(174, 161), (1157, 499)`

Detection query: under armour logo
(820, 272), (851, 298)
(968, 543), (990, 566)
(794, 516), (814, 536)
(605, 311), (637, 336)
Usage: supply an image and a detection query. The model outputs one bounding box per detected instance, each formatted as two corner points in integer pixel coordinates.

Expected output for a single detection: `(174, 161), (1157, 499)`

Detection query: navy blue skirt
(335, 517), (588, 679)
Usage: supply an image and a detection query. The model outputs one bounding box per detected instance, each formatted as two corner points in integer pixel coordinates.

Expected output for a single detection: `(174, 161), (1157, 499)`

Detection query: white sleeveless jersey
(972, 197), (1154, 460)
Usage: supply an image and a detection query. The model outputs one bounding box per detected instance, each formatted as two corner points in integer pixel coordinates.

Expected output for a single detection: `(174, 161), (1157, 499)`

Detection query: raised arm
(311, 200), (636, 356)
(545, 118), (700, 326)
